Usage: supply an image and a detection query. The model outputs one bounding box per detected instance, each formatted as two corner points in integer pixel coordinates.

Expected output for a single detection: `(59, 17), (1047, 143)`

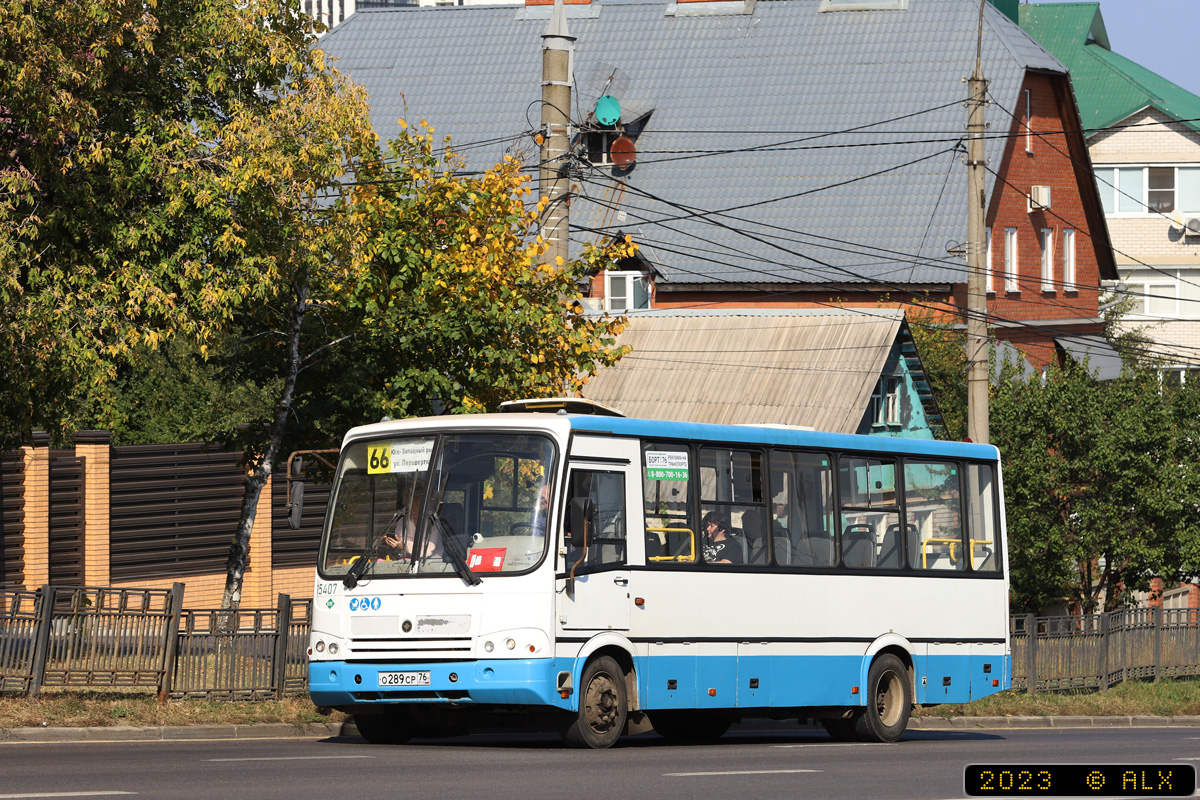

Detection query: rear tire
(562, 656), (627, 749)
(353, 711), (414, 745)
(650, 710), (732, 744)
(853, 653), (911, 743)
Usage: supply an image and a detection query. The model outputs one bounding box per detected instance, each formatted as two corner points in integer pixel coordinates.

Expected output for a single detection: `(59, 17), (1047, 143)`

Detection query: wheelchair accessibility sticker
(348, 597), (382, 612)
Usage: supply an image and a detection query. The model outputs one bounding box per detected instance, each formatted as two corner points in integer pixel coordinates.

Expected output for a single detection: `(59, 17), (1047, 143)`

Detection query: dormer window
(604, 270), (650, 312)
(587, 130), (622, 166)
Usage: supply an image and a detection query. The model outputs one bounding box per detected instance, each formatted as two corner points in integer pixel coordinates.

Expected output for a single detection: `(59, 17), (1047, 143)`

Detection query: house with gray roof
(320, 0), (1118, 377)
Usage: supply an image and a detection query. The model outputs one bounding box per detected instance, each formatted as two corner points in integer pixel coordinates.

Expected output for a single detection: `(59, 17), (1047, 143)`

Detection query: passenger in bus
(702, 511), (743, 564)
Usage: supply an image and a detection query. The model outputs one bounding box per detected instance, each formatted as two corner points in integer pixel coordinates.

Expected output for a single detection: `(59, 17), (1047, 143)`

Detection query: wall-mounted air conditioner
(1186, 218), (1200, 237)
(1028, 185), (1051, 212)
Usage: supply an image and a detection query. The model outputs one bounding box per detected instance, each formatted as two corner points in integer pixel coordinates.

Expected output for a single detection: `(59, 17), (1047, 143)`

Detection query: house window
(587, 130), (619, 166)
(1062, 229), (1076, 291)
(985, 227), (993, 294)
(1004, 227), (1019, 292)
(1122, 277), (1178, 317)
(604, 271), (650, 312)
(1095, 166), (1200, 215)
(1039, 228), (1054, 292)
(1161, 367), (1200, 392)
(1024, 88), (1033, 153)
(871, 376), (902, 426)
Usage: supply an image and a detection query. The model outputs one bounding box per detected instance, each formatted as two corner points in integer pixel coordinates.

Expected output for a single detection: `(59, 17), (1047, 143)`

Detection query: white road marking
(206, 755), (376, 762)
(0, 793), (136, 799)
(1172, 757), (1200, 761)
(773, 742), (893, 749)
(665, 769), (822, 777)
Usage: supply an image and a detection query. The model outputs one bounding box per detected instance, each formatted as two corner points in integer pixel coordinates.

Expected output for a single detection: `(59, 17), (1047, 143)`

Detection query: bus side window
(837, 457), (900, 569)
(967, 463), (1000, 572)
(643, 443), (695, 563)
(769, 451), (835, 568)
(903, 460), (964, 571)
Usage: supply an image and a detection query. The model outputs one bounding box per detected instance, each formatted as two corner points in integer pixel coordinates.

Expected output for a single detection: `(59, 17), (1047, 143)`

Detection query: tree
(992, 363), (1200, 612)
(906, 306), (966, 441)
(0, 0), (372, 447)
(213, 122), (634, 610)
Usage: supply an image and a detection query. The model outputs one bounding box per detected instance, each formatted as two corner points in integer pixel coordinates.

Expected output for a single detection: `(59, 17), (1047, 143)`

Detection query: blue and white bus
(306, 400), (1009, 748)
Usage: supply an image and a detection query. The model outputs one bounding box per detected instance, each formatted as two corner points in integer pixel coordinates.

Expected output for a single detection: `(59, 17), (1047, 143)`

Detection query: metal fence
(1011, 608), (1200, 692)
(0, 585), (311, 700)
(4, 591), (1199, 699)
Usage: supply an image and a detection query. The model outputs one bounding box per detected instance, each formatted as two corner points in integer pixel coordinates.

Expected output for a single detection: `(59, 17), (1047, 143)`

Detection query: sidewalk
(2, 716), (1198, 744)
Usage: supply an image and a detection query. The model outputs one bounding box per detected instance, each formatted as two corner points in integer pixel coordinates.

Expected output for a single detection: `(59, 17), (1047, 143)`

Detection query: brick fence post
(73, 431), (111, 587)
(20, 433), (51, 588)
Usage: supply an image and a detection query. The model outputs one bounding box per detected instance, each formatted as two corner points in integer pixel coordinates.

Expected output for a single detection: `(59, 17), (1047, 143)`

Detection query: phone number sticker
(645, 450), (689, 481)
(367, 439), (435, 475)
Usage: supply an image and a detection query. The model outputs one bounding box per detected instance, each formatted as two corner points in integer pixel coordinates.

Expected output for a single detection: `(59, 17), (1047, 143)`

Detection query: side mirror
(568, 497), (593, 549)
(287, 480), (305, 530)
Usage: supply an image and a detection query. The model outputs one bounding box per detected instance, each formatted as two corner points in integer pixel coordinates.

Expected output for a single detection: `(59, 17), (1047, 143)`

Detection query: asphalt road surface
(2, 724), (1197, 799)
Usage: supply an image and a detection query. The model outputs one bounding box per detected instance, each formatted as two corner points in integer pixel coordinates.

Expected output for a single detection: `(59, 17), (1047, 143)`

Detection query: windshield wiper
(343, 508), (405, 590)
(422, 473), (481, 586)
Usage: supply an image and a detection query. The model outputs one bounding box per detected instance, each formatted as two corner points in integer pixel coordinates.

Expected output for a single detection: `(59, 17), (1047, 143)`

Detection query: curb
(0, 721), (354, 744)
(909, 715), (1200, 729)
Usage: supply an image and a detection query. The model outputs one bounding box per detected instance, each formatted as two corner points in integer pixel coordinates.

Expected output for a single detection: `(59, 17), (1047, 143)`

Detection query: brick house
(321, 0), (1117, 375)
(1019, 2), (1200, 382)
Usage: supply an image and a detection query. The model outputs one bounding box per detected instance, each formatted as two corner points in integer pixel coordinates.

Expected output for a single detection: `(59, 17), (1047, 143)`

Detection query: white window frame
(1062, 229), (1076, 292)
(985, 227), (994, 294)
(871, 375), (902, 427)
(1024, 88), (1033, 153)
(1039, 228), (1054, 292)
(1004, 227), (1019, 292)
(1095, 165), (1200, 217)
(603, 270), (650, 312)
(1122, 278), (1179, 318)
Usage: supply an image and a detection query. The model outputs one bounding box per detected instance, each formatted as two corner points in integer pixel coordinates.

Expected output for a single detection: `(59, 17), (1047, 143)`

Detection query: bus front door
(557, 442), (637, 632)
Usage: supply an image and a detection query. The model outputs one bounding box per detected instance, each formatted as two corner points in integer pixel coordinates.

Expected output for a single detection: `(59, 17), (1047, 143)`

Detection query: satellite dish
(610, 135), (636, 168)
(595, 95), (621, 126)
(584, 63), (630, 98)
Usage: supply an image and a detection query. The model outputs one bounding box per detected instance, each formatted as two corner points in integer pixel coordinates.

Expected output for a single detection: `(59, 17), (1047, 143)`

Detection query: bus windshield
(320, 432), (556, 579)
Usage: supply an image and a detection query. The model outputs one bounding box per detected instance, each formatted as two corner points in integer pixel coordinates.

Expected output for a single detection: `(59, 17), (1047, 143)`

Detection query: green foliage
(993, 363), (1200, 612)
(907, 308), (967, 441)
(0, 0), (371, 446)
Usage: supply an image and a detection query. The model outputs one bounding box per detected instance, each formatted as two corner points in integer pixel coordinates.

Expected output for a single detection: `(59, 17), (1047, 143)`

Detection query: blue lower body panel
(309, 658), (572, 710)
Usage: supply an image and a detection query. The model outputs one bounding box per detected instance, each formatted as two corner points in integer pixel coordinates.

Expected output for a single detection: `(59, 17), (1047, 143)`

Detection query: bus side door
(557, 437), (640, 632)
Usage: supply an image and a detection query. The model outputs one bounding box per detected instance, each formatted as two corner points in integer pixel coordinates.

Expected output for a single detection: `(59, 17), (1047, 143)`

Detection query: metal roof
(321, 0), (1069, 287)
(579, 308), (909, 432)
(1020, 3), (1200, 135)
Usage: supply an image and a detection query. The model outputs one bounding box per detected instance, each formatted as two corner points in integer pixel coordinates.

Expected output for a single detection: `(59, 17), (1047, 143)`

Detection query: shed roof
(1019, 3), (1200, 135)
(321, 0), (1070, 288)
(580, 308), (916, 433)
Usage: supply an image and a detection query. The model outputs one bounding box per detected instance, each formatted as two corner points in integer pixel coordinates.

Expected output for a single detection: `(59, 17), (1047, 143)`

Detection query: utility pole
(540, 0), (574, 270)
(966, 0), (989, 444)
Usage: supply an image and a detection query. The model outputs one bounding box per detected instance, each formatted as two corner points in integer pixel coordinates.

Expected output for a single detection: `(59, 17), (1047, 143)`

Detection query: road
(1, 724), (1197, 799)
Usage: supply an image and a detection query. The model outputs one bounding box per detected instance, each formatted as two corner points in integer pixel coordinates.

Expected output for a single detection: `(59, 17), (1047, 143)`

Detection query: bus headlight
(505, 638), (516, 650)
(328, 642), (339, 655)
(315, 640), (325, 653)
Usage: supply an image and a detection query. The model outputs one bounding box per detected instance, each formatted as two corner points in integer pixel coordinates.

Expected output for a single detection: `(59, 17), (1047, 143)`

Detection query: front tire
(562, 656), (627, 749)
(853, 653), (911, 743)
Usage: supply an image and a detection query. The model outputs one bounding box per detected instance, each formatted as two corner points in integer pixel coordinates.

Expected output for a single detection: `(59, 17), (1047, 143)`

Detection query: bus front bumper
(308, 658), (572, 709)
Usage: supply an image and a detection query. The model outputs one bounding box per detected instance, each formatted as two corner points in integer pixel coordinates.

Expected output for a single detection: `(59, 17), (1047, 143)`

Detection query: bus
(305, 400), (1009, 748)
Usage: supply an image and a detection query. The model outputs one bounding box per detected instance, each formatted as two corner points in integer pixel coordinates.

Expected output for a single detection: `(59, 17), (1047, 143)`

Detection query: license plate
(378, 671), (431, 687)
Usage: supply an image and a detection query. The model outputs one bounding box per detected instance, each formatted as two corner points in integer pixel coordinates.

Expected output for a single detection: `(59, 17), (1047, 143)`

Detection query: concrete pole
(966, 3), (989, 445)
(540, 0), (574, 269)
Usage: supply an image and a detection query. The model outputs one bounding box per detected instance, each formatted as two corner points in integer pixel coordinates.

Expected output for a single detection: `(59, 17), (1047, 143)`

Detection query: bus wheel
(853, 654), (911, 743)
(563, 656), (627, 749)
(650, 710), (731, 744)
(353, 711), (414, 745)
